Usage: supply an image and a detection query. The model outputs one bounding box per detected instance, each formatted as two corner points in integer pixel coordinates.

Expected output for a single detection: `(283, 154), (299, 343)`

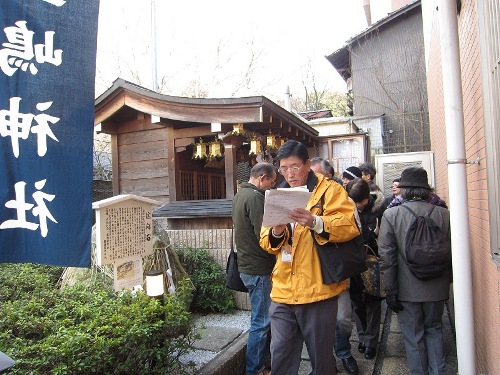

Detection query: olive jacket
(232, 182), (276, 275)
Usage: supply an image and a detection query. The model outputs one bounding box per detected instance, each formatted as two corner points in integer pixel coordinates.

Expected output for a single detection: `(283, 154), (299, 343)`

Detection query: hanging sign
(0, 0), (100, 266)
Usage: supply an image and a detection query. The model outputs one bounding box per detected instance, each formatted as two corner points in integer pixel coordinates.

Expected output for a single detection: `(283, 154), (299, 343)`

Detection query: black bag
(401, 204), (452, 280)
(312, 232), (368, 284)
(225, 232), (248, 292)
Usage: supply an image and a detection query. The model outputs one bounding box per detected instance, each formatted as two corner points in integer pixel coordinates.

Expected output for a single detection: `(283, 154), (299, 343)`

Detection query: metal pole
(151, 0), (158, 92)
(438, 1), (476, 373)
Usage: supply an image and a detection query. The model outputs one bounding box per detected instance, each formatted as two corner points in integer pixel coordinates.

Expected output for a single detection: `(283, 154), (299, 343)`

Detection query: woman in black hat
(341, 166), (362, 188)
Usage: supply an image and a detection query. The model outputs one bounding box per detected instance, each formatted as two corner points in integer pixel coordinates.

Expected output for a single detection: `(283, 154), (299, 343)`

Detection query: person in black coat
(346, 178), (386, 360)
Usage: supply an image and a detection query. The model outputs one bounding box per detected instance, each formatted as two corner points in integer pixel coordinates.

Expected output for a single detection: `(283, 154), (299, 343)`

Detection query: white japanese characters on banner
(0, 1), (99, 266)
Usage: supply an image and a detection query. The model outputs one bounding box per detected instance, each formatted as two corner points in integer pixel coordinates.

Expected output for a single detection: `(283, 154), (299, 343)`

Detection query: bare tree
(93, 132), (112, 180)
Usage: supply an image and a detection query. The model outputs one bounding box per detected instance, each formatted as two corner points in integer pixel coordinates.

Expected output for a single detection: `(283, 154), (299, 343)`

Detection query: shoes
(341, 356), (359, 373)
(357, 342), (366, 353)
(364, 346), (377, 360)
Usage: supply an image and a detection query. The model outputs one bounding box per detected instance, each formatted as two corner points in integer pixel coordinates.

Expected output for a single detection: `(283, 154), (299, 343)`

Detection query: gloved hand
(386, 294), (404, 313)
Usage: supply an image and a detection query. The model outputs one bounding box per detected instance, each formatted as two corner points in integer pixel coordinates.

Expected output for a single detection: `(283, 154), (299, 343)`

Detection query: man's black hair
(359, 162), (377, 180)
(276, 140), (309, 164)
(346, 178), (371, 203)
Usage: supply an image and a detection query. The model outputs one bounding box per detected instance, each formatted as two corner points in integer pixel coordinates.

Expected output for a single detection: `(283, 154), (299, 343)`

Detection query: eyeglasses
(278, 165), (303, 175)
(263, 175), (277, 187)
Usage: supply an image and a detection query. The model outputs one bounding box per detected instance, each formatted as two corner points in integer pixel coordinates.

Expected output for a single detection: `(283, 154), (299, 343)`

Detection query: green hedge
(175, 246), (235, 313)
(0, 263), (196, 374)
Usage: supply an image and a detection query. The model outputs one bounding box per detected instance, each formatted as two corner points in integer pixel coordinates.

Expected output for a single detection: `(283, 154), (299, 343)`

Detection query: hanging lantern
(266, 130), (279, 151)
(232, 123), (245, 135)
(192, 138), (208, 159)
(249, 134), (262, 156)
(208, 136), (223, 160)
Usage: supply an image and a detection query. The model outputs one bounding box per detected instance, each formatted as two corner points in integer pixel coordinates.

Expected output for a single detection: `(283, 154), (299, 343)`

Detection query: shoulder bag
(225, 229), (248, 292)
(312, 231), (367, 284)
(310, 194), (367, 284)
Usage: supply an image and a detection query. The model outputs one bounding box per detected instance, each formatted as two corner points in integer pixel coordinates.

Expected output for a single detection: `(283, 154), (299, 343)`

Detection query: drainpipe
(363, 0), (372, 26)
(151, 0), (158, 92)
(284, 86), (291, 112)
(438, 1), (476, 374)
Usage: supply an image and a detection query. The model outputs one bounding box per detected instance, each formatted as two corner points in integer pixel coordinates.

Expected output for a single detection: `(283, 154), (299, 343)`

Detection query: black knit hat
(342, 166), (362, 180)
(398, 167), (431, 189)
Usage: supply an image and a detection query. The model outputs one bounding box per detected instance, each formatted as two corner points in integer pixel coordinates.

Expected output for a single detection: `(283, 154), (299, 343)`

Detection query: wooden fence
(165, 229), (250, 310)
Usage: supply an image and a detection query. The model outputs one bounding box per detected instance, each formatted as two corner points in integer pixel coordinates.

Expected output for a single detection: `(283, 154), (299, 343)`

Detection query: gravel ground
(179, 310), (251, 371)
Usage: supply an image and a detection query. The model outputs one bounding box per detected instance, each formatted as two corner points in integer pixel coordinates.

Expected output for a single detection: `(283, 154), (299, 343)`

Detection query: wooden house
(94, 78), (319, 207)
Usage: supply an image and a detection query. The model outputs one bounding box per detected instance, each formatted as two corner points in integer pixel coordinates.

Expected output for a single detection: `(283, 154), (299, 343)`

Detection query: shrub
(175, 246), (235, 313)
(0, 264), (196, 375)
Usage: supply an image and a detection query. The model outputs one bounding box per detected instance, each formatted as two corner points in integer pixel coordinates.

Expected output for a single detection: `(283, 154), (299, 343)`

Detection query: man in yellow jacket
(260, 140), (360, 375)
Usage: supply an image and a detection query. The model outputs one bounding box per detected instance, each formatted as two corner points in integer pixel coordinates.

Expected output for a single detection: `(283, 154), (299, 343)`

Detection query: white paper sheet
(262, 188), (312, 227)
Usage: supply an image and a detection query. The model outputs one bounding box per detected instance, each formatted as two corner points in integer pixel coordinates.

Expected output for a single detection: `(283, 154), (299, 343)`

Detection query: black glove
(386, 294), (404, 313)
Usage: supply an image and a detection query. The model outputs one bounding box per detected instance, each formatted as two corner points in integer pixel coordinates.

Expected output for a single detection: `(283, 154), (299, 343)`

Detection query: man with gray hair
(310, 157), (343, 186)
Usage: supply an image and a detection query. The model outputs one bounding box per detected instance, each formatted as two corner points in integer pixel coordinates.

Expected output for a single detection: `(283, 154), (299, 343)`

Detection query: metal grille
(381, 161), (422, 197)
(236, 161), (251, 186)
(331, 138), (364, 176)
(380, 112), (431, 154)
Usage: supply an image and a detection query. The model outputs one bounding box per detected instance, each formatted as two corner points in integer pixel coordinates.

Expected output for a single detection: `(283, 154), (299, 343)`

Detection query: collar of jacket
(278, 170), (318, 192)
(239, 181), (266, 196)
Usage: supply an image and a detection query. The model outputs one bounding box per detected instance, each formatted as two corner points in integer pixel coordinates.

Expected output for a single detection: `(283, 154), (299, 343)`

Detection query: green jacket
(232, 182), (276, 275)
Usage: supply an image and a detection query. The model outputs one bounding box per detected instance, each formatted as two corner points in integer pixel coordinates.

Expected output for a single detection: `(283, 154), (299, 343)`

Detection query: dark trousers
(351, 293), (382, 348)
(270, 296), (338, 375)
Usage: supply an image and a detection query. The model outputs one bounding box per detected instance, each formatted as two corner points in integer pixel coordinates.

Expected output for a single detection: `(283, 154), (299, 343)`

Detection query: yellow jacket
(260, 173), (360, 304)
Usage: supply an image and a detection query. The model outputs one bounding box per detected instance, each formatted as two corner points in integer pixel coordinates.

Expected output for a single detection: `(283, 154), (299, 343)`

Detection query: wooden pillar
(223, 134), (244, 199)
(224, 144), (237, 198)
(166, 127), (176, 202)
(111, 134), (119, 195)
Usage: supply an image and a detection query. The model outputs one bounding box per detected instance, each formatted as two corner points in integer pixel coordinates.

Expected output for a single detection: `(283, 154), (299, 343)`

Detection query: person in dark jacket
(346, 178), (386, 361)
(341, 165), (362, 187)
(311, 159), (359, 373)
(232, 162), (277, 375)
(378, 167), (451, 375)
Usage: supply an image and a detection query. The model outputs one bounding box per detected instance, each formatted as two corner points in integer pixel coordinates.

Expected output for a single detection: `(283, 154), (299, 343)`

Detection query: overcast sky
(95, 0), (368, 102)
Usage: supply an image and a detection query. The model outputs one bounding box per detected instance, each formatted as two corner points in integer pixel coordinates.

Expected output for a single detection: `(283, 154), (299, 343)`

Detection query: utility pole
(151, 0), (158, 92)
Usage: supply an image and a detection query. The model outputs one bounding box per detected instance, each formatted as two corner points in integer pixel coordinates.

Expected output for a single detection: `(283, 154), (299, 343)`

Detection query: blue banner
(0, 0), (99, 267)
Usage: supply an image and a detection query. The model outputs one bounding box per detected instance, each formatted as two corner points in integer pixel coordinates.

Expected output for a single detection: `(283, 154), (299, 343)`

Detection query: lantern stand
(145, 269), (165, 305)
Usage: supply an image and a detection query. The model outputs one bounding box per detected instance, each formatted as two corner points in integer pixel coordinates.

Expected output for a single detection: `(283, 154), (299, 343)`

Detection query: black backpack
(401, 204), (452, 280)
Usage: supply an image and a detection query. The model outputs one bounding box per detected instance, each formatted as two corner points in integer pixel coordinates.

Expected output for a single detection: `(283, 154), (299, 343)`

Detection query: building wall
(351, 5), (430, 154)
(116, 127), (170, 203)
(424, 0), (500, 373)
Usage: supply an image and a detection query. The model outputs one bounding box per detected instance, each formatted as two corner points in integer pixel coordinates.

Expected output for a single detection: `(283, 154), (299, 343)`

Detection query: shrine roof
(153, 199), (232, 218)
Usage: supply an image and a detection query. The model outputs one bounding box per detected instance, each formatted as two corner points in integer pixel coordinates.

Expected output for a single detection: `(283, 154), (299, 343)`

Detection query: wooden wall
(115, 127), (171, 202)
